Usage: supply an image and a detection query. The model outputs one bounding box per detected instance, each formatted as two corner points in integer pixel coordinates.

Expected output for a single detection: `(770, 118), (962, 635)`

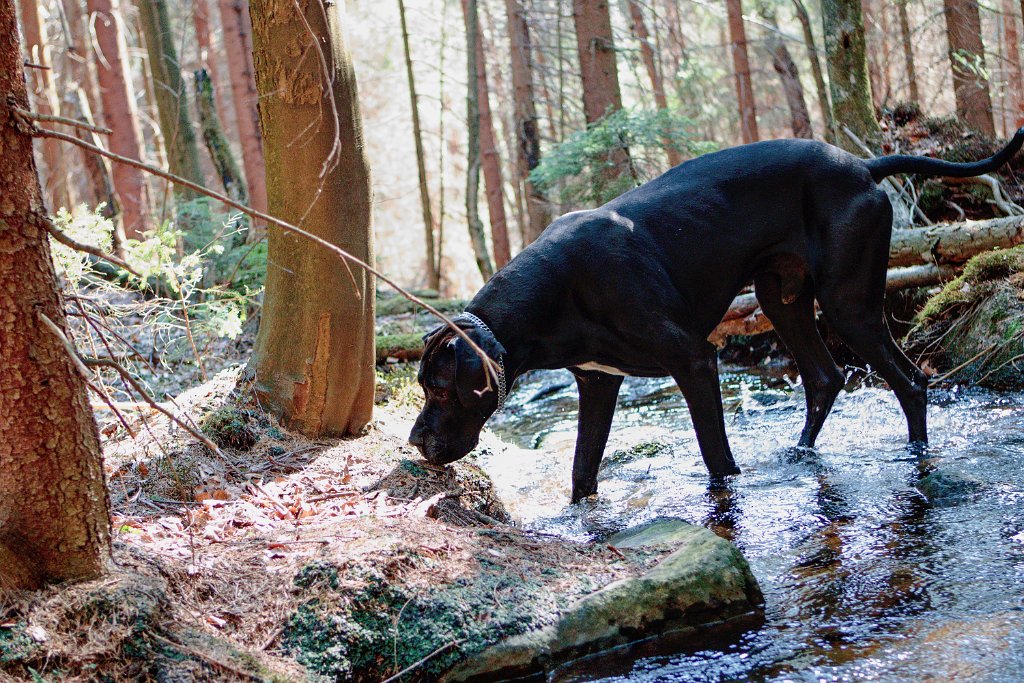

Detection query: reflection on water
(479, 367), (1024, 682)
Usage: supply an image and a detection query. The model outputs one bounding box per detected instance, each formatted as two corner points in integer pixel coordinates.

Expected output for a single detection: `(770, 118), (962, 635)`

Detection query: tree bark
(821, 0), (881, 151)
(192, 0), (232, 124)
(861, 0), (886, 106)
(463, 0), (495, 281)
(573, 0), (630, 181)
(462, 0), (511, 269)
(942, 0), (996, 135)
(221, 0), (268, 232)
(18, 0), (73, 211)
(194, 69), (247, 203)
(1004, 0), (1024, 127)
(627, 0), (683, 165)
(896, 0), (919, 103)
(136, 0), (205, 198)
(86, 0), (150, 239)
(506, 0), (550, 245)
(792, 0), (834, 137)
(247, 0), (375, 437)
(0, 2), (111, 591)
(726, 0), (759, 143)
(759, 2), (812, 138)
(398, 0), (439, 290)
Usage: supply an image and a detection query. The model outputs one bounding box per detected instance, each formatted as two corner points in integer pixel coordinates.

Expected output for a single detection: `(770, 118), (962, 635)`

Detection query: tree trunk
(821, 0), (881, 151)
(194, 69), (247, 203)
(726, 0), (759, 143)
(627, 0), (683, 165)
(896, 0), (919, 103)
(463, 0), (495, 281)
(192, 0), (232, 124)
(0, 3), (111, 591)
(59, 0), (121, 229)
(247, 0), (375, 437)
(942, 0), (996, 136)
(18, 0), (73, 211)
(397, 0), (439, 290)
(861, 0), (885, 106)
(462, 0), (510, 269)
(759, 2), (812, 138)
(221, 0), (268, 232)
(792, 0), (834, 137)
(1004, 0), (1024, 127)
(86, 0), (150, 239)
(573, 0), (630, 179)
(136, 0), (205, 198)
(506, 0), (550, 245)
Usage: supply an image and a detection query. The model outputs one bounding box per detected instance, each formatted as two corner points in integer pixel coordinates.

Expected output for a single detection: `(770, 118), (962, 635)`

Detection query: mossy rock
(916, 469), (984, 506)
(910, 246), (1024, 389)
(377, 296), (468, 317)
(375, 333), (424, 364)
(445, 524), (763, 681)
(200, 405), (259, 450)
(602, 441), (670, 469)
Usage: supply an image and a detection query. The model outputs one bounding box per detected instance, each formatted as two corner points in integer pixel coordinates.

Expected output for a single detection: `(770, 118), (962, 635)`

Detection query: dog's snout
(408, 426), (425, 451)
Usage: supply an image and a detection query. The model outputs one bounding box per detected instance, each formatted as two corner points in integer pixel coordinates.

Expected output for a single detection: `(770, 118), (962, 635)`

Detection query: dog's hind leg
(816, 198), (929, 444)
(668, 342), (742, 477)
(754, 273), (845, 448)
(570, 370), (624, 503)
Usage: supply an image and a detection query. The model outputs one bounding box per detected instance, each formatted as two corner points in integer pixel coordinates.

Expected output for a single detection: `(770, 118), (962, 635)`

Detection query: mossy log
(376, 333), (425, 364)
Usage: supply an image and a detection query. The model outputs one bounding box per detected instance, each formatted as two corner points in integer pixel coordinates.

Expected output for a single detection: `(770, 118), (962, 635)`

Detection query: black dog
(410, 132), (1024, 503)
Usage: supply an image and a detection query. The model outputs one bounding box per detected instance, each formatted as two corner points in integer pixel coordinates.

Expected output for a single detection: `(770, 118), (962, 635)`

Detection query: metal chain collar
(452, 312), (507, 412)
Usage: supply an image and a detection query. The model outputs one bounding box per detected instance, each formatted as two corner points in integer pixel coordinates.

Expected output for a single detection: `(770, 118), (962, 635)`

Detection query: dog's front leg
(570, 371), (624, 503)
(670, 344), (741, 478)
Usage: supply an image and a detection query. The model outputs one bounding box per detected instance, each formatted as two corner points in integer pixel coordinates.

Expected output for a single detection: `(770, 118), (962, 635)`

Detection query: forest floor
(2, 350), (671, 681)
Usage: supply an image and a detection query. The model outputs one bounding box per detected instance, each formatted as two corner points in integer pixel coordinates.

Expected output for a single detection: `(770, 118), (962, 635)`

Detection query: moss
(200, 405), (259, 450)
(294, 561), (341, 591)
(916, 245), (1024, 323)
(603, 441), (670, 469)
(281, 568), (561, 682)
(375, 333), (424, 364)
(376, 296), (468, 317)
(0, 628), (41, 665)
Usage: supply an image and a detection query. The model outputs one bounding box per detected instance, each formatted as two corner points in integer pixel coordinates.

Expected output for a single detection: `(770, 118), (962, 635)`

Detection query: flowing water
(478, 365), (1024, 682)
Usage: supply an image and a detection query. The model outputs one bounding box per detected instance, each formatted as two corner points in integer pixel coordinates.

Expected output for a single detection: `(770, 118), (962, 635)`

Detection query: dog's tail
(865, 127), (1024, 182)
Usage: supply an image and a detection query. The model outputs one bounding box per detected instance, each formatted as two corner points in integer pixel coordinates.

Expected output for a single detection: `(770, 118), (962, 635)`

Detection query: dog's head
(408, 320), (506, 465)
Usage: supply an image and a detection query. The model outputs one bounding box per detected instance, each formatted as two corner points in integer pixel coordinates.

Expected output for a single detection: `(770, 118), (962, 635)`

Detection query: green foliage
(530, 108), (715, 206)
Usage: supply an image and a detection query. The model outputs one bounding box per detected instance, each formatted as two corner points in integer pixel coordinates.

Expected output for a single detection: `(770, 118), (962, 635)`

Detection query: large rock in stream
(444, 520), (763, 682)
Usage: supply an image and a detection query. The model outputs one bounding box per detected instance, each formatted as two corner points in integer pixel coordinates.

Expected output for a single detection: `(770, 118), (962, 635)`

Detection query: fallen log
(889, 215), (1024, 268)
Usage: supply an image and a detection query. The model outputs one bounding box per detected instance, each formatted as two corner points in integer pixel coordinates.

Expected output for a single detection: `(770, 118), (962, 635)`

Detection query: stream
(478, 364), (1024, 682)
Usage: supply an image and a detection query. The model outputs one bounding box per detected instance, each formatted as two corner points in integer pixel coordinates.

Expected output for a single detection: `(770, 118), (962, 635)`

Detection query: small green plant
(530, 108), (715, 206)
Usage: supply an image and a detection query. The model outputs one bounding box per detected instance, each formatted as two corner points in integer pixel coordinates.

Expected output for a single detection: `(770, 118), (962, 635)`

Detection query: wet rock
(916, 469), (984, 505)
(601, 441), (671, 470)
(606, 518), (696, 548)
(444, 524), (763, 681)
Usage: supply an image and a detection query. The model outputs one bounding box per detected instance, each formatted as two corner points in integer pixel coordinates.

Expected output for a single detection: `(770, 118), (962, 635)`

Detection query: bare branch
(42, 215), (141, 277)
(13, 106), (111, 135)
(32, 125), (502, 392)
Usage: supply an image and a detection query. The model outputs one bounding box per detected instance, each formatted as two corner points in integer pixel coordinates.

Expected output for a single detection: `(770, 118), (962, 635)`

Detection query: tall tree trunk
(87, 0), (150, 239)
(861, 0), (885, 106)
(627, 0), (683, 165)
(463, 0), (495, 281)
(247, 0), (375, 437)
(0, 2), (111, 590)
(897, 0), (919, 103)
(220, 0), (268, 234)
(505, 0), (550, 245)
(192, 0), (232, 124)
(397, 0), (439, 290)
(792, 0), (834, 137)
(759, 2), (812, 138)
(59, 0), (121, 229)
(821, 0), (881, 151)
(942, 0), (996, 135)
(462, 0), (510, 269)
(136, 0), (205, 198)
(572, 0), (630, 176)
(18, 0), (73, 211)
(726, 0), (759, 143)
(1004, 0), (1024, 126)
(194, 69), (247, 202)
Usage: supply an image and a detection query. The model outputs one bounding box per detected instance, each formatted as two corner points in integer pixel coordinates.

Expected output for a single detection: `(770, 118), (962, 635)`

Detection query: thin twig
(929, 342), (999, 385)
(149, 633), (262, 681)
(13, 106), (111, 135)
(379, 638), (466, 683)
(42, 215), (140, 277)
(32, 124), (502, 393)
